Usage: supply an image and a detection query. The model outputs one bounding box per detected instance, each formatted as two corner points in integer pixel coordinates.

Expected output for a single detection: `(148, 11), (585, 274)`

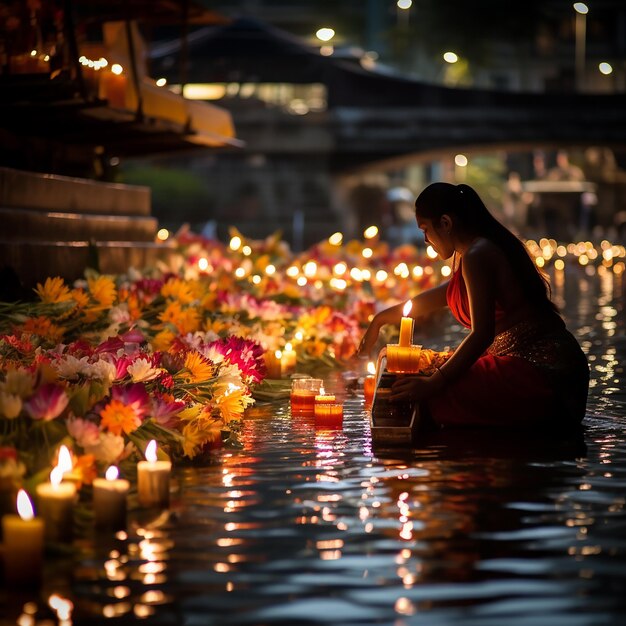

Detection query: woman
(358, 182), (589, 429)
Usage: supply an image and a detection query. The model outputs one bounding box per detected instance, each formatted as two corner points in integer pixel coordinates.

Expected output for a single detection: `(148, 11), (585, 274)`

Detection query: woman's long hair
(415, 182), (558, 313)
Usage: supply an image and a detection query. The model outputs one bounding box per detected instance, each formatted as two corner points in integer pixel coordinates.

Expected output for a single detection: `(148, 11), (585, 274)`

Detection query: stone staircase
(0, 167), (175, 300)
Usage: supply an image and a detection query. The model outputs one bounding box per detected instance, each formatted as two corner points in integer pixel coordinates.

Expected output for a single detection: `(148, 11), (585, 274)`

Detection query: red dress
(427, 266), (589, 428)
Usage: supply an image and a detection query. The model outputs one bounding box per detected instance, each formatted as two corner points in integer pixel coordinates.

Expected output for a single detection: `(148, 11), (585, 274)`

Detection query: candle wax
(1, 514), (44, 585)
(93, 477), (130, 531)
(35, 481), (77, 543)
(398, 316), (414, 347)
(137, 460), (172, 509)
(386, 344), (422, 374)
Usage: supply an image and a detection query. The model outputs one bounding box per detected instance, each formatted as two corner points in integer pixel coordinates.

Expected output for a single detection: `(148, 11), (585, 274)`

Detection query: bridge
(150, 17), (626, 174)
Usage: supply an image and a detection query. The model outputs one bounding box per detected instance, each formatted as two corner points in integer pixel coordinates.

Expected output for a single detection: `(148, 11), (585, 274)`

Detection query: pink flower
(24, 383), (69, 421)
(110, 383), (151, 420)
(152, 393), (186, 428)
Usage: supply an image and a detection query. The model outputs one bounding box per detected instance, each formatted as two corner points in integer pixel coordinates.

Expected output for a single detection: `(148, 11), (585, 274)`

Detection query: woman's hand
(389, 371), (445, 403)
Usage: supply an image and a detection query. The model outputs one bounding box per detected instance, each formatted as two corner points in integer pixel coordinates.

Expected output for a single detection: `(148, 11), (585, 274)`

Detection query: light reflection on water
(4, 266), (626, 625)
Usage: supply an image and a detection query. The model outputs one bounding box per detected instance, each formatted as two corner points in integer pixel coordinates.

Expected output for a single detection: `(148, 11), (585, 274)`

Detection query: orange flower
(176, 307), (201, 335)
(151, 328), (176, 352)
(182, 351), (215, 383)
(34, 276), (72, 304)
(22, 316), (64, 343)
(70, 288), (90, 309)
(100, 398), (141, 435)
(159, 300), (182, 325)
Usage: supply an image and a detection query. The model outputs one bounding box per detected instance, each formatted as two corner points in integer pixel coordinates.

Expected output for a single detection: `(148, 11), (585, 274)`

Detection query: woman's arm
(357, 281), (449, 357)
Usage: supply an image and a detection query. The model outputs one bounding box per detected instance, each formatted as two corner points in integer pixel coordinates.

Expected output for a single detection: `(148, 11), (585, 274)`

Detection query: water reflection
(2, 267), (626, 625)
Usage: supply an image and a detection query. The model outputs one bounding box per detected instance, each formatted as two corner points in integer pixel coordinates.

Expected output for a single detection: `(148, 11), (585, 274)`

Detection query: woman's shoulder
(463, 237), (504, 266)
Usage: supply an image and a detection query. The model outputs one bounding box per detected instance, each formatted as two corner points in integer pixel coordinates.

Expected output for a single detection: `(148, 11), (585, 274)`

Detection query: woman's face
(416, 215), (455, 260)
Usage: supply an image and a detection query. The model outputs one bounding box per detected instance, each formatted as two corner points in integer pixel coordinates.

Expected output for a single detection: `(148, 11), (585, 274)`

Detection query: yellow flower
(161, 278), (194, 304)
(159, 300), (182, 325)
(182, 351), (215, 383)
(181, 418), (221, 458)
(215, 384), (246, 423)
(70, 288), (89, 308)
(176, 307), (201, 335)
(34, 276), (72, 304)
(100, 399), (141, 436)
(151, 328), (176, 352)
(203, 318), (228, 335)
(87, 275), (117, 308)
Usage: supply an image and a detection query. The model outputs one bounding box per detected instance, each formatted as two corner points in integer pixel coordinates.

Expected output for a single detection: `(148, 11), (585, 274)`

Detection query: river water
(2, 265), (626, 626)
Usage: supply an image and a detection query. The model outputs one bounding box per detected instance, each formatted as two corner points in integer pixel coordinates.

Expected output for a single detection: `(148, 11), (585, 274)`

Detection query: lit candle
(364, 361), (377, 405)
(290, 378), (323, 414)
(35, 446), (77, 543)
(398, 300), (414, 347)
(281, 343), (297, 375)
(265, 350), (283, 379)
(137, 440), (172, 509)
(386, 344), (422, 374)
(93, 466), (130, 531)
(100, 64), (127, 109)
(314, 392), (344, 429)
(1, 490), (44, 585)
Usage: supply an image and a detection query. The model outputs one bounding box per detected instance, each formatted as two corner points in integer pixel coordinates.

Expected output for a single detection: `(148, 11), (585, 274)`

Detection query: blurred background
(2, 0), (626, 251)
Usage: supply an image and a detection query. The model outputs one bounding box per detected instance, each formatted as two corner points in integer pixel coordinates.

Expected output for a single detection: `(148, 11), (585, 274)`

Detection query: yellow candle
(93, 466), (130, 531)
(35, 460), (77, 544)
(265, 350), (283, 379)
(398, 300), (414, 347)
(137, 440), (172, 509)
(386, 344), (422, 373)
(281, 343), (297, 375)
(314, 402), (344, 428)
(2, 490), (44, 586)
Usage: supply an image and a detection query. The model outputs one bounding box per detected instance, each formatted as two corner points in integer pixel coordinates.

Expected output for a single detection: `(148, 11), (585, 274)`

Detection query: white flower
(109, 303), (131, 324)
(66, 417), (101, 448)
(127, 357), (161, 382)
(0, 392), (22, 419)
(83, 431), (125, 463)
(54, 355), (91, 379)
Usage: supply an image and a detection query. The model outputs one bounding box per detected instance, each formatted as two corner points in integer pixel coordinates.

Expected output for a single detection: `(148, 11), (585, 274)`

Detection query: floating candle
(398, 300), (414, 347)
(137, 440), (171, 509)
(1, 489), (44, 586)
(93, 466), (130, 531)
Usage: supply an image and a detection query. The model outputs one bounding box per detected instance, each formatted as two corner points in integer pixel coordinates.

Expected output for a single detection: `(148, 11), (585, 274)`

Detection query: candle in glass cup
(93, 465), (130, 531)
(2, 489), (44, 585)
(137, 440), (172, 509)
(398, 300), (414, 347)
(314, 400), (344, 429)
(290, 378), (323, 414)
(386, 344), (422, 373)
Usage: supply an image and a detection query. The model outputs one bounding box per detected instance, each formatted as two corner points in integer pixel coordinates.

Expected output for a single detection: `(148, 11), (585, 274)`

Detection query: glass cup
(290, 378), (323, 415)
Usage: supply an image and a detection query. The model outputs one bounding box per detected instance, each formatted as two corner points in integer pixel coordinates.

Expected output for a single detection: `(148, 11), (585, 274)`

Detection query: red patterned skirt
(427, 319), (589, 428)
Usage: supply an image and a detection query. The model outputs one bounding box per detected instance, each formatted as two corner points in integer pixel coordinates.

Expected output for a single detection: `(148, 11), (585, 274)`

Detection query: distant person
(547, 150), (585, 182)
(358, 182), (589, 431)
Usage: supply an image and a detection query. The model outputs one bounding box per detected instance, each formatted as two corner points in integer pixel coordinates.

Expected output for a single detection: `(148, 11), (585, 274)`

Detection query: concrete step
(0, 166), (151, 217)
(0, 206), (158, 242)
(0, 240), (176, 294)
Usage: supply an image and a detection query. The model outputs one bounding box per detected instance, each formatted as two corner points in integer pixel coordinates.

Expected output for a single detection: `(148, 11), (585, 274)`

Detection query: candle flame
(50, 464), (64, 487)
(367, 361), (376, 375)
(16, 489), (35, 521)
(402, 300), (413, 317)
(57, 445), (73, 473)
(105, 465), (119, 481)
(275, 350), (282, 359)
(285, 342), (293, 352)
(320, 387), (325, 395)
(145, 439), (158, 463)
